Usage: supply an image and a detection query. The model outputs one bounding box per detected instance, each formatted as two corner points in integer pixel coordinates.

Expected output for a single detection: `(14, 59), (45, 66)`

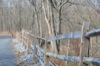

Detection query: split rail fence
(16, 22), (100, 66)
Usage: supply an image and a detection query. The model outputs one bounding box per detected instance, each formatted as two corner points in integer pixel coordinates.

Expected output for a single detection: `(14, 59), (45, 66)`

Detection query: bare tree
(41, 0), (58, 53)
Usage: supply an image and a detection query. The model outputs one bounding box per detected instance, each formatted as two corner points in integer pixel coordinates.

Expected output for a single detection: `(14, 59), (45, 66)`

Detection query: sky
(0, 0), (31, 8)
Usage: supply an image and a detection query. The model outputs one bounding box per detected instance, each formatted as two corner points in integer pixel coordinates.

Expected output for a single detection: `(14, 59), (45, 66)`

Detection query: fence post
(24, 33), (30, 54)
(66, 39), (70, 66)
(79, 22), (90, 66)
(44, 39), (49, 66)
(27, 41), (31, 54)
(33, 43), (37, 63)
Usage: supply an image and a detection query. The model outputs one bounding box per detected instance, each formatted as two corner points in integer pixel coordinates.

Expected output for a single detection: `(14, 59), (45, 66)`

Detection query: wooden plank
(35, 54), (44, 66)
(24, 30), (81, 43)
(30, 34), (45, 41)
(47, 31), (81, 42)
(79, 22), (90, 66)
(25, 30), (81, 43)
(24, 31), (45, 41)
(36, 45), (45, 53)
(46, 52), (100, 64)
(86, 29), (100, 38)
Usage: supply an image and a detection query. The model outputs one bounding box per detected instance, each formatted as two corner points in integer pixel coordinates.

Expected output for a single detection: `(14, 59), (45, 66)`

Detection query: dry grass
(0, 31), (12, 36)
(49, 57), (77, 66)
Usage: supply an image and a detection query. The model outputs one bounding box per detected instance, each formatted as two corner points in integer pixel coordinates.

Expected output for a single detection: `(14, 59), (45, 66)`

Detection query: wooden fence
(16, 22), (100, 66)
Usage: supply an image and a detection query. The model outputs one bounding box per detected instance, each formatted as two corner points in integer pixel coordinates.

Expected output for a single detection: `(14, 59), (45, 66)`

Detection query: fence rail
(31, 42), (100, 64)
(86, 29), (100, 38)
(15, 22), (100, 66)
(25, 28), (100, 42)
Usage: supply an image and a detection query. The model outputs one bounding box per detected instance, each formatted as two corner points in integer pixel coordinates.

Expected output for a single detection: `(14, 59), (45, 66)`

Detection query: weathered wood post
(44, 39), (49, 66)
(27, 40), (31, 54)
(23, 31), (30, 54)
(33, 43), (37, 63)
(79, 22), (90, 66)
(66, 39), (70, 66)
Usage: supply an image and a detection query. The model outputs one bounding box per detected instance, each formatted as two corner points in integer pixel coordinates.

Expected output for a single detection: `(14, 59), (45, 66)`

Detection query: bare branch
(29, 0), (35, 6)
(48, 0), (57, 10)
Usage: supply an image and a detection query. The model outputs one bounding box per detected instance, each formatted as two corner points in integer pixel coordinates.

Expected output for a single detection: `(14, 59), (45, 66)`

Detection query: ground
(0, 35), (19, 66)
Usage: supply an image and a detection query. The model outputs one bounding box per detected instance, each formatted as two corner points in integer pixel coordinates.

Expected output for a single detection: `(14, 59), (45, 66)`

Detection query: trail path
(0, 35), (19, 66)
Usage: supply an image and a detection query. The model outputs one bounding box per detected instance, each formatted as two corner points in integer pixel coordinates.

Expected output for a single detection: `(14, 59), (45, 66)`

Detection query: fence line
(24, 28), (100, 41)
(31, 42), (100, 64)
(16, 23), (100, 66)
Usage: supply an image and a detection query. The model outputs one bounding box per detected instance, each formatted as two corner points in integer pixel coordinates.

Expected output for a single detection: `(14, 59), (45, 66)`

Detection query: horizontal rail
(86, 29), (100, 38)
(47, 31), (81, 42)
(30, 34), (46, 41)
(35, 54), (44, 66)
(25, 31), (45, 41)
(46, 52), (100, 64)
(47, 29), (100, 42)
(31, 43), (100, 64)
(24, 28), (100, 42)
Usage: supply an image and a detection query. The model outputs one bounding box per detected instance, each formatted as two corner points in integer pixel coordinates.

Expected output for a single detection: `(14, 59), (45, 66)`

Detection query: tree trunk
(42, 0), (58, 53)
(55, 7), (62, 53)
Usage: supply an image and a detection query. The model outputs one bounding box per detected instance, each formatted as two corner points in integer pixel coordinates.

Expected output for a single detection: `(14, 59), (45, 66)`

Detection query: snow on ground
(12, 39), (41, 66)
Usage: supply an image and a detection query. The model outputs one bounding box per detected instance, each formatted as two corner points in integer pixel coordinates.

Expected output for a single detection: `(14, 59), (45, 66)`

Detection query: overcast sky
(0, 0), (31, 8)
